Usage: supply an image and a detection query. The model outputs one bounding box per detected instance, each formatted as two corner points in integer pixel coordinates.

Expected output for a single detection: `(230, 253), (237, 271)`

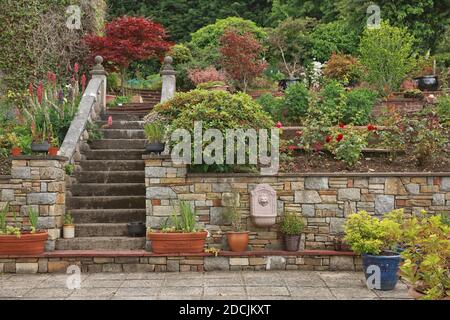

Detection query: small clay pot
(226, 231), (249, 252)
(11, 147), (22, 157)
(63, 225), (75, 239)
(48, 146), (59, 156)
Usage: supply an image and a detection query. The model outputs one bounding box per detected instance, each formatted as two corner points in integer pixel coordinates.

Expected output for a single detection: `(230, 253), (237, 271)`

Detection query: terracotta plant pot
(0, 232), (48, 255)
(63, 225), (75, 239)
(226, 231), (249, 252)
(11, 147), (22, 157)
(147, 231), (207, 254)
(48, 146), (59, 156)
(106, 95), (116, 104)
(407, 286), (450, 300)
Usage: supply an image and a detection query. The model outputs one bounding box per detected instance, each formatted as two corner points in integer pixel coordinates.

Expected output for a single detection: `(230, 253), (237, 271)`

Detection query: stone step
(56, 237), (146, 250)
(85, 149), (144, 160)
(79, 160), (145, 171)
(99, 129), (145, 140)
(104, 112), (147, 121)
(75, 223), (130, 237)
(70, 196), (145, 210)
(71, 183), (146, 196)
(75, 171), (145, 183)
(115, 104), (156, 110)
(95, 120), (143, 129)
(90, 139), (147, 150)
(71, 209), (146, 223)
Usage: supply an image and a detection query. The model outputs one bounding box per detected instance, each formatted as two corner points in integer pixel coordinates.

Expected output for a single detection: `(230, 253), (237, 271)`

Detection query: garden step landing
(55, 237), (146, 250)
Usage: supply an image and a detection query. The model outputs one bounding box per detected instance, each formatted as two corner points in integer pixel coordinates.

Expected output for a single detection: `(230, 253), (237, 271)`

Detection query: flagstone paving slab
(1, 271), (413, 300)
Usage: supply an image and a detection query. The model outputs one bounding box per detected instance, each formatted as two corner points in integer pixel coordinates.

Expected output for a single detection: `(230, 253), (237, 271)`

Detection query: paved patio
(0, 271), (411, 300)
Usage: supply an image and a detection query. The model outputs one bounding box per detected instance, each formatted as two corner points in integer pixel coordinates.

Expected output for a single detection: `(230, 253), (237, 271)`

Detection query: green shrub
(344, 210), (404, 255)
(326, 126), (368, 167)
(144, 121), (166, 143)
(315, 80), (347, 124)
(107, 72), (121, 93)
(359, 21), (416, 95)
(343, 88), (378, 125)
(169, 44), (192, 65)
(436, 94), (450, 125)
(283, 82), (310, 124)
(323, 53), (364, 86)
(279, 213), (304, 236)
(256, 93), (284, 122)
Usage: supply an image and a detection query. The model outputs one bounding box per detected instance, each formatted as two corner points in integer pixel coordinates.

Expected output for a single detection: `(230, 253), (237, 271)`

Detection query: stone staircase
(56, 92), (160, 251)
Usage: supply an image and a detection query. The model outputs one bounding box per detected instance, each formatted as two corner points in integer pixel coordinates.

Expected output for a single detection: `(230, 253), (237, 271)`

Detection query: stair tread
(71, 209), (146, 213)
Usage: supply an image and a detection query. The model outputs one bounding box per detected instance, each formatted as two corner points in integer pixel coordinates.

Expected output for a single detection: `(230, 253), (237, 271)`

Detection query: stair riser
(75, 172), (145, 183)
(100, 130), (145, 139)
(103, 113), (145, 121)
(72, 210), (146, 223)
(79, 160), (144, 171)
(86, 150), (144, 160)
(55, 238), (146, 250)
(90, 140), (147, 150)
(71, 184), (146, 196)
(95, 121), (143, 129)
(70, 197), (146, 210)
(75, 224), (129, 237)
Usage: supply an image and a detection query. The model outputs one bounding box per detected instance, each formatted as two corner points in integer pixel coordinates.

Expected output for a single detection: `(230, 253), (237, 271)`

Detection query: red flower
(339, 123), (346, 128)
(74, 62), (79, 74)
(325, 136), (332, 143)
(336, 134), (344, 142)
(81, 74), (87, 92)
(367, 124), (377, 131)
(37, 82), (44, 104)
(107, 116), (113, 127)
(288, 145), (296, 151)
(276, 121), (283, 129)
(28, 83), (34, 97)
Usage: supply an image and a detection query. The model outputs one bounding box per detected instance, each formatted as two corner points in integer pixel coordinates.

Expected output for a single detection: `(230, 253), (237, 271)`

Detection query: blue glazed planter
(362, 253), (401, 291)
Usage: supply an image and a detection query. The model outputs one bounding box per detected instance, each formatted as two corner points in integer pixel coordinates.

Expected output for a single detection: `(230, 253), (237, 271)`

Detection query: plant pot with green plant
(344, 209), (404, 291)
(144, 120), (166, 154)
(63, 212), (75, 239)
(399, 210), (450, 300)
(48, 137), (59, 156)
(279, 212), (304, 252)
(147, 201), (207, 254)
(0, 204), (48, 255)
(224, 199), (249, 252)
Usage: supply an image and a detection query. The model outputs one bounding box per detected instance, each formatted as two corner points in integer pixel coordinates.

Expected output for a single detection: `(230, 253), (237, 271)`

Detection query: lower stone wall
(0, 253), (361, 273)
(144, 156), (450, 251)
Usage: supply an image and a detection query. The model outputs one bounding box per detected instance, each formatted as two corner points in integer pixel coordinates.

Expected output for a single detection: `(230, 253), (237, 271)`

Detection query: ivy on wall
(0, 0), (106, 94)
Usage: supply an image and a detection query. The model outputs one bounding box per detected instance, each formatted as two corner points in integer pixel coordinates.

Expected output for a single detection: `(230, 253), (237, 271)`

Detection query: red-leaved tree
(84, 16), (172, 94)
(219, 29), (267, 92)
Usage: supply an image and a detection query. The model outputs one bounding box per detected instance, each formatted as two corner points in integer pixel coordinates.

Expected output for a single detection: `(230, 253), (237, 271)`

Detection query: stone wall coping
(186, 172), (450, 178)
(10, 155), (68, 161)
(0, 175), (11, 180)
(143, 154), (172, 160)
(0, 249), (357, 259)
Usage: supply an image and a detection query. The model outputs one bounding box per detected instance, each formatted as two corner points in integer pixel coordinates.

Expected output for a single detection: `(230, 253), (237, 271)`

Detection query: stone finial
(161, 55), (176, 76)
(91, 55), (107, 76)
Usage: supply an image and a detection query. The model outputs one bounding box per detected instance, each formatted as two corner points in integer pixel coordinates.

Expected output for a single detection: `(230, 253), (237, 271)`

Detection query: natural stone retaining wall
(0, 157), (67, 251)
(144, 155), (450, 251)
(0, 251), (360, 273)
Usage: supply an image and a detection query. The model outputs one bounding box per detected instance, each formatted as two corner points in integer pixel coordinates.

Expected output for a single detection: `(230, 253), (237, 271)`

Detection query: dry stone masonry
(144, 155), (450, 251)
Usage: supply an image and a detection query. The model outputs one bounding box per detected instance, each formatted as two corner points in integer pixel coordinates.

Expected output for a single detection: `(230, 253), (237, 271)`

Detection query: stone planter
(63, 225), (75, 239)
(0, 232), (48, 255)
(284, 234), (300, 251)
(31, 142), (50, 153)
(147, 231), (207, 254)
(145, 142), (165, 154)
(226, 231), (249, 252)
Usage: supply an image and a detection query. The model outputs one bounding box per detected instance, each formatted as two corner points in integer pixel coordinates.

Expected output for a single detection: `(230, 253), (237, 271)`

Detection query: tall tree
(84, 16), (172, 94)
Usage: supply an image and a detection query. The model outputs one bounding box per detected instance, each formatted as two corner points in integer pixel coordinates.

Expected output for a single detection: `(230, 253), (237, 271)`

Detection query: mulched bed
(0, 156), (11, 176)
(280, 152), (450, 173)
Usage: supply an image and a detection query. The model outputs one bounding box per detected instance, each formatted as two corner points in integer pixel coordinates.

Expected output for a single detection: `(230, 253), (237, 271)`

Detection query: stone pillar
(90, 55), (107, 116)
(144, 154), (187, 250)
(10, 156), (66, 251)
(160, 56), (176, 103)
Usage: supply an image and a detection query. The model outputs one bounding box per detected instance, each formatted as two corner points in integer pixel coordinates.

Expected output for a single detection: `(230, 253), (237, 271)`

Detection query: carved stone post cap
(91, 55), (107, 76)
(161, 55), (176, 76)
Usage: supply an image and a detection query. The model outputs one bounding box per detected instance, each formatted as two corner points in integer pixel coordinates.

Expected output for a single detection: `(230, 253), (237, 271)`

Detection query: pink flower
(81, 74), (87, 92)
(276, 122), (283, 129)
(74, 62), (79, 74)
(37, 82), (44, 104)
(108, 116), (113, 127)
(28, 83), (34, 97)
(288, 145), (296, 151)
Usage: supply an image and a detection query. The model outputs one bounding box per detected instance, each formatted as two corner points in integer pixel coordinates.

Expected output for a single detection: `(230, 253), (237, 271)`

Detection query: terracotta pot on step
(48, 146), (59, 156)
(11, 147), (22, 157)
(147, 231), (207, 254)
(0, 232), (48, 255)
(226, 231), (249, 252)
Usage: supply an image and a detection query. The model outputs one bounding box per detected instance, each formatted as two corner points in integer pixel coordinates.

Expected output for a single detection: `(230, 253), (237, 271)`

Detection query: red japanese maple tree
(84, 16), (172, 93)
(219, 29), (267, 92)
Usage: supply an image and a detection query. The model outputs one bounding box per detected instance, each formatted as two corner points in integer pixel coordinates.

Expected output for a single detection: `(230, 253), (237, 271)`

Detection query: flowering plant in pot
(279, 212), (304, 251)
(344, 209), (404, 291)
(63, 212), (75, 239)
(0, 204), (48, 255)
(48, 137), (59, 156)
(143, 120), (166, 154)
(224, 199), (249, 252)
(399, 210), (450, 300)
(147, 201), (207, 254)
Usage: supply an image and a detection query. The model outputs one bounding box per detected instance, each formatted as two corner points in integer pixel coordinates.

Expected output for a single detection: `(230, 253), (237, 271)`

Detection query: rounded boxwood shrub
(343, 88), (378, 125)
